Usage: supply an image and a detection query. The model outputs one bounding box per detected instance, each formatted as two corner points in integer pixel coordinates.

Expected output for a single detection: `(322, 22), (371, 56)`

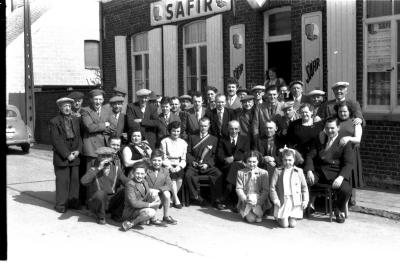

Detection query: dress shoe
(306, 205), (315, 215)
(150, 219), (167, 227)
(336, 213), (346, 223)
(173, 203), (183, 209)
(55, 206), (66, 213)
(97, 217), (106, 225)
(122, 220), (134, 231)
(214, 203), (226, 210)
(162, 216), (178, 225)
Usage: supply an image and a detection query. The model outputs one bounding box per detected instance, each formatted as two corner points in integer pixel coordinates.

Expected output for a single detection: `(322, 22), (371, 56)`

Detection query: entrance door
(267, 41), (291, 85)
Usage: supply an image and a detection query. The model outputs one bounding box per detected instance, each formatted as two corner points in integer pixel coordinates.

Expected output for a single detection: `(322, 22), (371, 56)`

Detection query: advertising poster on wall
(230, 24), (246, 90)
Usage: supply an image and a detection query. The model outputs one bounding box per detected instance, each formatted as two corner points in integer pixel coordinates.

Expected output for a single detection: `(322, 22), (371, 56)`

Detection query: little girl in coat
(270, 146), (309, 228)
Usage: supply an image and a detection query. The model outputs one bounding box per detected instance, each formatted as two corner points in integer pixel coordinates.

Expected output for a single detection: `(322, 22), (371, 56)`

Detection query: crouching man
(80, 147), (128, 224)
(121, 162), (165, 231)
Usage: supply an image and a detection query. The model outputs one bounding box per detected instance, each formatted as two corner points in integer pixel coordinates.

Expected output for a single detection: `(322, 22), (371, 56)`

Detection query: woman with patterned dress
(122, 129), (152, 175)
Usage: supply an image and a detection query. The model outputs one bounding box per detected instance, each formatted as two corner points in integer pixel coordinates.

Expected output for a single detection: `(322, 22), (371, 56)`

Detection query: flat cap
(179, 94), (192, 100)
(56, 97), (74, 106)
(237, 88), (249, 95)
(289, 80), (304, 88)
(95, 146), (115, 156)
(240, 94), (254, 101)
(88, 89), (105, 97)
(109, 96), (125, 103)
(148, 92), (158, 101)
(332, 81), (349, 89)
(113, 86), (127, 96)
(136, 88), (152, 97)
(308, 90), (326, 96)
(251, 85), (265, 92)
(67, 91), (84, 100)
(282, 101), (295, 111)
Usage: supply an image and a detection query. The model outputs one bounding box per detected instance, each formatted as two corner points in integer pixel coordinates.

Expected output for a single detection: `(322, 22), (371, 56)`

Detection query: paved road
(6, 146), (400, 262)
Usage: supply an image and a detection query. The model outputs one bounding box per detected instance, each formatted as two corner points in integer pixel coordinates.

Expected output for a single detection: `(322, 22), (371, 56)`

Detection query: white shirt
(228, 95), (237, 106)
(230, 135), (238, 145)
(160, 137), (188, 168)
(195, 108), (202, 120)
(113, 112), (120, 120)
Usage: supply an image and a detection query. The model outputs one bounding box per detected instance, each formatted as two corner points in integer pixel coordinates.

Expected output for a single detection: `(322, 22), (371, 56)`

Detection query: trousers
(54, 165), (80, 210)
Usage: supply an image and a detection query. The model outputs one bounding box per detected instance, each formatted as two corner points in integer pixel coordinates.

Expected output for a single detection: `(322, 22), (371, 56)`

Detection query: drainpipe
(98, 0), (103, 88)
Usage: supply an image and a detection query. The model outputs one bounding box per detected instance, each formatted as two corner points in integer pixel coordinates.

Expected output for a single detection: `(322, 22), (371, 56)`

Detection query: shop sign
(150, 0), (231, 26)
(301, 11), (323, 93)
(230, 24), (246, 90)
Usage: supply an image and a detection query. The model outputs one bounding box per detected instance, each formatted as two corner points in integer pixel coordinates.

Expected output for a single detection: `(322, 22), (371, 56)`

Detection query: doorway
(267, 41), (291, 85)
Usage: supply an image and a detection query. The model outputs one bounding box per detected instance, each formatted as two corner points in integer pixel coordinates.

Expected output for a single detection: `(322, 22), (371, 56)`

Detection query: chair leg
(344, 200), (349, 218)
(328, 191), (333, 222)
(324, 194), (328, 215)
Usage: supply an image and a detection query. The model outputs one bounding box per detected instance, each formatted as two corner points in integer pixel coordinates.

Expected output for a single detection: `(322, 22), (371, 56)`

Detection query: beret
(289, 80), (304, 88)
(113, 86), (127, 95)
(240, 94), (254, 101)
(282, 101), (295, 111)
(95, 146), (115, 156)
(109, 96), (125, 103)
(88, 89), (105, 97)
(56, 97), (74, 106)
(308, 90), (326, 96)
(332, 81), (349, 89)
(237, 88), (249, 94)
(251, 85), (265, 92)
(136, 88), (152, 96)
(179, 94), (192, 100)
(67, 91), (84, 100)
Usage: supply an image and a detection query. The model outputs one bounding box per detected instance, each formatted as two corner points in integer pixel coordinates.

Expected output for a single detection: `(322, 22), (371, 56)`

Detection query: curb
(350, 205), (400, 221)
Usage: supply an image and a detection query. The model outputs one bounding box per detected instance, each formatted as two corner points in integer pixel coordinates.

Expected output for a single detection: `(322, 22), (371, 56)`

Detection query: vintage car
(6, 105), (34, 153)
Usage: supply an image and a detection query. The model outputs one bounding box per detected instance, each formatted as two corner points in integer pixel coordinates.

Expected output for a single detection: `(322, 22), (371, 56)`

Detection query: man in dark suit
(234, 94), (255, 147)
(217, 120), (250, 208)
(185, 92), (207, 136)
(310, 117), (353, 223)
(170, 96), (188, 139)
(67, 91), (85, 118)
(225, 77), (242, 110)
(126, 88), (160, 149)
(49, 97), (82, 213)
(81, 89), (113, 171)
(206, 86), (218, 111)
(317, 81), (364, 126)
(185, 117), (224, 209)
(289, 80), (311, 112)
(205, 94), (235, 139)
(157, 97), (181, 144)
(108, 96), (126, 140)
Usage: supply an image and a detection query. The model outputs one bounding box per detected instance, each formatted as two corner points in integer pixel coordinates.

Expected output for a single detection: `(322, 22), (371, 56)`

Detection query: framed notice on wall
(302, 11), (323, 93)
(230, 24), (246, 90)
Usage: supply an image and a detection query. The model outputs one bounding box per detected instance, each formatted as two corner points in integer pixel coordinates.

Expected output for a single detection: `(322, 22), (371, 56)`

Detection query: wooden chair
(180, 175), (212, 207)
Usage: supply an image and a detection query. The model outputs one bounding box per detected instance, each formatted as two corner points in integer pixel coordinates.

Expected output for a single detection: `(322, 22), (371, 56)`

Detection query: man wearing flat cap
(81, 147), (129, 224)
(81, 89), (114, 171)
(316, 82), (364, 126)
(126, 88), (159, 149)
(308, 89), (326, 122)
(108, 95), (126, 140)
(67, 91), (85, 118)
(179, 94), (193, 111)
(103, 86), (128, 114)
(251, 85), (265, 108)
(49, 97), (83, 213)
(289, 80), (310, 112)
(234, 94), (255, 144)
(236, 88), (249, 102)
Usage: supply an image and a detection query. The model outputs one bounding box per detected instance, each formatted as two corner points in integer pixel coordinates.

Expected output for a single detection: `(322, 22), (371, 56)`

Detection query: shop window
(364, 1), (400, 114)
(183, 20), (207, 95)
(131, 32), (149, 93)
(84, 40), (100, 69)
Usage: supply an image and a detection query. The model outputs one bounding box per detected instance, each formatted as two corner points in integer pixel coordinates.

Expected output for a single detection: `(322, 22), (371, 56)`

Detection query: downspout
(98, 0), (103, 88)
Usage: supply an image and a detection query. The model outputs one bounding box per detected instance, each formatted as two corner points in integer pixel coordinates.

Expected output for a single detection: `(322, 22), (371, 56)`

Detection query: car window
(6, 109), (18, 118)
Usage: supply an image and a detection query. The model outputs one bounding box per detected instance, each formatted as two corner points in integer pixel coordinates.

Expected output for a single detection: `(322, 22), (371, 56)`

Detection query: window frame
(131, 32), (149, 95)
(84, 40), (100, 70)
(363, 0), (400, 116)
(183, 20), (207, 95)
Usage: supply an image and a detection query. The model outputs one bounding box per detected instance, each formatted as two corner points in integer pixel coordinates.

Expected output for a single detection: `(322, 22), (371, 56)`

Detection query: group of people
(49, 73), (364, 230)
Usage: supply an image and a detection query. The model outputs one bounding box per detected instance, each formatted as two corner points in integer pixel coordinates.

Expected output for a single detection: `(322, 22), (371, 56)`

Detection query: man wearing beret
(289, 80), (310, 112)
(108, 95), (126, 140)
(81, 147), (129, 224)
(49, 97), (83, 213)
(317, 82), (364, 126)
(126, 88), (160, 149)
(67, 91), (85, 118)
(81, 89), (114, 171)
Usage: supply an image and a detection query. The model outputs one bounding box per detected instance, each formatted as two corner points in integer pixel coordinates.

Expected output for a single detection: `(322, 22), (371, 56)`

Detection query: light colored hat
(179, 94), (192, 101)
(251, 85), (265, 92)
(88, 89), (105, 97)
(56, 97), (74, 106)
(308, 90), (326, 96)
(109, 96), (125, 103)
(332, 81), (349, 89)
(289, 80), (304, 88)
(136, 88), (152, 97)
(95, 146), (115, 156)
(240, 94), (254, 101)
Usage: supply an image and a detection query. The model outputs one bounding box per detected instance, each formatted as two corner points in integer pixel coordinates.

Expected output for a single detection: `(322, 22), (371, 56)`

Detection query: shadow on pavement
(12, 190), (55, 211)
(6, 147), (27, 155)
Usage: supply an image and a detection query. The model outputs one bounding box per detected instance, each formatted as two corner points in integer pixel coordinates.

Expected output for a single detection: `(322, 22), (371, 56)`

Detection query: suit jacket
(157, 112), (181, 142)
(234, 107), (254, 139)
(205, 107), (235, 139)
(186, 134), (218, 167)
(122, 179), (151, 220)
(216, 135), (250, 166)
(317, 99), (364, 124)
(145, 167), (172, 192)
(226, 96), (242, 110)
(108, 111), (126, 138)
(185, 107), (207, 136)
(126, 102), (159, 149)
(314, 135), (354, 181)
(49, 114), (82, 167)
(270, 166), (309, 207)
(252, 101), (284, 139)
(256, 136), (285, 164)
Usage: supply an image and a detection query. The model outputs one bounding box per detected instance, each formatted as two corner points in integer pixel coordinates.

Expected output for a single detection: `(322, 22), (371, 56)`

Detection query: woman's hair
(299, 103), (314, 113)
(128, 128), (144, 143)
(167, 121), (181, 133)
(151, 148), (164, 159)
(280, 147), (304, 165)
(334, 101), (354, 118)
(244, 150), (262, 163)
(266, 67), (278, 79)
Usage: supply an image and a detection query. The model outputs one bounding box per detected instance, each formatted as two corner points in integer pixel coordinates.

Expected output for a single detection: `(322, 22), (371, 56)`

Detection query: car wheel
(21, 144), (30, 153)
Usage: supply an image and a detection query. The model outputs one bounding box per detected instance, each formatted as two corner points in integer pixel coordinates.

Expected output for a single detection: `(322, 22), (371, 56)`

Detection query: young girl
(270, 147), (309, 228)
(236, 151), (272, 223)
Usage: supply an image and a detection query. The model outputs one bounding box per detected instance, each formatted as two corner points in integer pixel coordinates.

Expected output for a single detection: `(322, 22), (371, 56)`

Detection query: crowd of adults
(49, 70), (364, 230)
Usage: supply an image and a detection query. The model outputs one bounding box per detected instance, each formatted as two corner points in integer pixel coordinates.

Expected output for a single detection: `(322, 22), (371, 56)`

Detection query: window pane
(144, 54), (149, 90)
(84, 41), (100, 69)
(396, 0), (400, 14)
(367, 22), (392, 105)
(367, 0), (392, 18)
(200, 46), (207, 75)
(200, 76), (207, 96)
(133, 32), (148, 52)
(269, 11), (291, 36)
(397, 66), (400, 105)
(186, 47), (197, 77)
(134, 55), (143, 90)
(184, 21), (206, 44)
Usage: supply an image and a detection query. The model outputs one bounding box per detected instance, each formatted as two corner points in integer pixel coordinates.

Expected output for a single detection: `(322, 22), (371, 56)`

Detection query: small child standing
(270, 147), (309, 228)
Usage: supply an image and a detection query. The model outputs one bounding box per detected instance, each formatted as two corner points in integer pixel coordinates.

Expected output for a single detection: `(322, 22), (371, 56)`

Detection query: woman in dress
(263, 67), (286, 89)
(122, 129), (152, 175)
(334, 101), (364, 205)
(236, 151), (271, 223)
(160, 121), (188, 209)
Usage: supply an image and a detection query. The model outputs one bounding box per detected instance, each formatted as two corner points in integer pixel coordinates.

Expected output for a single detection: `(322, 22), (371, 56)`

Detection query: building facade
(101, 0), (400, 191)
